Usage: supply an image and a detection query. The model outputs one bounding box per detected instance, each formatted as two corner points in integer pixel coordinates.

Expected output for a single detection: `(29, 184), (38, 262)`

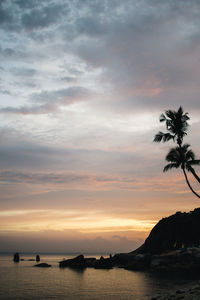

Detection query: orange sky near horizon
(1, 0), (200, 253)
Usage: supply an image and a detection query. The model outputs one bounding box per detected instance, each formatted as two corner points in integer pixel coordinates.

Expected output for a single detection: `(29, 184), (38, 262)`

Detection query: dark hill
(134, 208), (200, 254)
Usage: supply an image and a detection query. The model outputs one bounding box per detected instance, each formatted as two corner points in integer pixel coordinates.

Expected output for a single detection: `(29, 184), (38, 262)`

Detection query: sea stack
(36, 255), (40, 262)
(13, 253), (20, 262)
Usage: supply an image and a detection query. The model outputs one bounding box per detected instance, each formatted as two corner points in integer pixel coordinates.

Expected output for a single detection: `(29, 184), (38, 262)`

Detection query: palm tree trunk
(188, 166), (200, 184)
(182, 168), (200, 199)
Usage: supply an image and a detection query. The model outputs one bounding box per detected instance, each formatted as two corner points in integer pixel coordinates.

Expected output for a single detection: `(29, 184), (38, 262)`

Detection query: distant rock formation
(59, 255), (87, 268)
(94, 257), (113, 269)
(59, 255), (113, 269)
(34, 263), (51, 268)
(13, 253), (20, 262)
(135, 208), (200, 254)
(111, 208), (200, 272)
(36, 255), (40, 262)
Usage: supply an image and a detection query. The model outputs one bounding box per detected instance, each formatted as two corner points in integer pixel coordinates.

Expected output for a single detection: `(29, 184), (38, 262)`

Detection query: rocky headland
(59, 208), (200, 276)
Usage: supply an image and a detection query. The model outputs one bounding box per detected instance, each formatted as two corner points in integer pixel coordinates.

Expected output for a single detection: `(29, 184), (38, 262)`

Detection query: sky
(0, 0), (200, 253)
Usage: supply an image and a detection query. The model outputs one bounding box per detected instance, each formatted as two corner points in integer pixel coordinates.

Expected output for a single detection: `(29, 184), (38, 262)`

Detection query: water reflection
(0, 254), (195, 300)
(68, 267), (86, 275)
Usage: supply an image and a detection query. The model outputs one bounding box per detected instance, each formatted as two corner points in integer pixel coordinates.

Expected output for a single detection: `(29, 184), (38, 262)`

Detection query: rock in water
(13, 253), (20, 262)
(36, 255), (40, 262)
(34, 263), (51, 268)
(59, 255), (86, 268)
(94, 258), (113, 269)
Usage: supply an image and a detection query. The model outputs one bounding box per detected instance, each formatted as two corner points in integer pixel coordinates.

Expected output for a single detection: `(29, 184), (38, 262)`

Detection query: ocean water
(0, 253), (193, 299)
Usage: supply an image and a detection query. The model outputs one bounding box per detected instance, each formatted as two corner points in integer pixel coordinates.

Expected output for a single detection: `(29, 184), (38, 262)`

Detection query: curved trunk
(182, 168), (200, 199)
(188, 166), (200, 184)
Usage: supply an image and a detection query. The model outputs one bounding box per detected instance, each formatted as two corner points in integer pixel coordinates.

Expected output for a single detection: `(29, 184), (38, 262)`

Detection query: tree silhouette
(154, 106), (189, 146)
(164, 144), (200, 199)
(154, 106), (200, 185)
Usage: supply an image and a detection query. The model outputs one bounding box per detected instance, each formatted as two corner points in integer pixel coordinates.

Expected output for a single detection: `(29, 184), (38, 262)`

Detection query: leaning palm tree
(164, 144), (200, 198)
(154, 106), (200, 184)
(154, 106), (189, 146)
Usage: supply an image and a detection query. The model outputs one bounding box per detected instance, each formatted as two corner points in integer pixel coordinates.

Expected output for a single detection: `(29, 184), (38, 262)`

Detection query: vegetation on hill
(137, 208), (200, 254)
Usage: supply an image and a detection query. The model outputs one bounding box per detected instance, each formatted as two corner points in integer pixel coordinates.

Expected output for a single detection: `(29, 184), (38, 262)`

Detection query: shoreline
(151, 281), (200, 300)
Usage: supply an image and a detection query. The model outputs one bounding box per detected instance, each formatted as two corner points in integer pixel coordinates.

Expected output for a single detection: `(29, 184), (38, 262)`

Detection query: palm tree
(154, 106), (189, 146)
(154, 106), (200, 184)
(164, 144), (200, 199)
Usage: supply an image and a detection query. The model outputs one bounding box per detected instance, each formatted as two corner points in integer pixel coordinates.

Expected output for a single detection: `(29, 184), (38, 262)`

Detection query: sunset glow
(0, 0), (200, 253)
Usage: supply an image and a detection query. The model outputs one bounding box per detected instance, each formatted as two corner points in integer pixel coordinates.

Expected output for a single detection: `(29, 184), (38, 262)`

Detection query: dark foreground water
(0, 254), (194, 299)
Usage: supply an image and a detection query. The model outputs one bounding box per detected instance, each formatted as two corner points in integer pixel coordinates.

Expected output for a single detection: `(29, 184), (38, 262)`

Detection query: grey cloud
(0, 0), (68, 33)
(76, 17), (107, 37)
(0, 125), (161, 176)
(0, 1), (12, 25)
(31, 86), (91, 104)
(0, 47), (15, 57)
(60, 76), (77, 83)
(0, 232), (140, 253)
(12, 67), (37, 77)
(68, 67), (84, 76)
(0, 170), (90, 184)
(14, 0), (42, 9)
(0, 86), (92, 115)
(63, 0), (199, 112)
(0, 103), (57, 115)
(21, 3), (67, 30)
(0, 169), (137, 186)
(0, 90), (11, 95)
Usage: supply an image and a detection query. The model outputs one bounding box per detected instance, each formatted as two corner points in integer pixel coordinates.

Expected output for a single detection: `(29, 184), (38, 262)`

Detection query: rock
(94, 258), (113, 269)
(34, 263), (51, 268)
(84, 258), (96, 267)
(59, 255), (113, 269)
(124, 253), (151, 270)
(36, 255), (40, 262)
(59, 255), (87, 269)
(150, 259), (162, 267)
(112, 253), (136, 266)
(13, 253), (20, 262)
(133, 208), (200, 255)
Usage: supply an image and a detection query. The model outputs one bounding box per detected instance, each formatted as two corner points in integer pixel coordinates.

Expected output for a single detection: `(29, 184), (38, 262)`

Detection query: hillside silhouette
(135, 208), (200, 254)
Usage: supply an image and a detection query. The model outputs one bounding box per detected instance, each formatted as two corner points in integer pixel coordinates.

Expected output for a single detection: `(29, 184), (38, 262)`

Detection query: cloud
(12, 67), (37, 77)
(0, 1), (12, 26)
(1, 0), (200, 114)
(1, 0), (200, 253)
(0, 231), (141, 253)
(21, 3), (67, 30)
(31, 86), (91, 104)
(0, 86), (93, 115)
(0, 103), (58, 115)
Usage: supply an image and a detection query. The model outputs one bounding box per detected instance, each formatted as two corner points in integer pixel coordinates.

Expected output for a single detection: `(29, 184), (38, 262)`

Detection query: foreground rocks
(113, 247), (200, 275)
(58, 247), (200, 275)
(59, 255), (113, 269)
(151, 283), (200, 299)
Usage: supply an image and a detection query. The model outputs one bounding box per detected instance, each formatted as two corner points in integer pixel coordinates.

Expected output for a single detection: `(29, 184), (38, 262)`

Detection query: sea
(0, 253), (195, 299)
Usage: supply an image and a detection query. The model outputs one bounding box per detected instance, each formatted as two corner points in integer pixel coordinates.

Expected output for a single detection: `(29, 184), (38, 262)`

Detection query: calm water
(0, 253), (194, 299)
